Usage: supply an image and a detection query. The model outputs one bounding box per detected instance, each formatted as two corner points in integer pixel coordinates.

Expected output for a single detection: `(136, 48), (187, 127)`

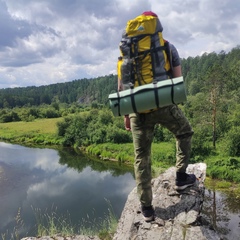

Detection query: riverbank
(1, 119), (240, 190)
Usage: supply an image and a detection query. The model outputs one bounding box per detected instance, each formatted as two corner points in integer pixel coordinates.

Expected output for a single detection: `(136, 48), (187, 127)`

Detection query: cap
(142, 11), (158, 17)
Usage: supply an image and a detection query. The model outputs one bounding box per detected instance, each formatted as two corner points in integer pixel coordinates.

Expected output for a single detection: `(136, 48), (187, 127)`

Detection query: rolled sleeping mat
(108, 77), (187, 116)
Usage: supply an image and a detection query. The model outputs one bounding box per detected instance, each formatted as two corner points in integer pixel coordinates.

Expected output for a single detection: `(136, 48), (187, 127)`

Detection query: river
(0, 142), (239, 239)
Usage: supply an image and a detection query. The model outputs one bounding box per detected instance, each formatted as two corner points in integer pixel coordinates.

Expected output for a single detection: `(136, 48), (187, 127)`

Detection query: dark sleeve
(169, 43), (181, 67)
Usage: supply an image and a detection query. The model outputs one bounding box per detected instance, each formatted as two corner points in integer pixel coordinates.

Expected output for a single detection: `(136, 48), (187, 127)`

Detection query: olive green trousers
(129, 105), (193, 206)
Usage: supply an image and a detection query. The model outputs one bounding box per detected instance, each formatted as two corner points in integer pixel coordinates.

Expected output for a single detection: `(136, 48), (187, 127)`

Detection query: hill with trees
(0, 74), (117, 108)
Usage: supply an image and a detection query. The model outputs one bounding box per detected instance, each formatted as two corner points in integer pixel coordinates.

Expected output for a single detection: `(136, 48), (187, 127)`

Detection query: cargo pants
(129, 104), (194, 207)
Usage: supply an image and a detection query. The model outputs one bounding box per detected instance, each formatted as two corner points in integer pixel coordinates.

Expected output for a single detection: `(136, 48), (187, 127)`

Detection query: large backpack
(119, 13), (173, 90)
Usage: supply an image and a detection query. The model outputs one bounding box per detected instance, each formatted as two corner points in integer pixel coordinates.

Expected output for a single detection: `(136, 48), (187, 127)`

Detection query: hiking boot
(141, 205), (155, 222)
(175, 172), (196, 190)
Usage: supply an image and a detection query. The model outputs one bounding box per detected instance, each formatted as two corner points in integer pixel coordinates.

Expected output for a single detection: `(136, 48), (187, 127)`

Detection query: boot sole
(143, 215), (155, 222)
(174, 182), (195, 190)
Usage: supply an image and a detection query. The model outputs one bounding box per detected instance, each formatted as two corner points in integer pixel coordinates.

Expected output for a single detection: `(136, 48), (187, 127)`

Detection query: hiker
(119, 11), (196, 222)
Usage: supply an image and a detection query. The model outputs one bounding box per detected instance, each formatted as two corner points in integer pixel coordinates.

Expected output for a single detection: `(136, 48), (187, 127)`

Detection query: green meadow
(0, 118), (62, 146)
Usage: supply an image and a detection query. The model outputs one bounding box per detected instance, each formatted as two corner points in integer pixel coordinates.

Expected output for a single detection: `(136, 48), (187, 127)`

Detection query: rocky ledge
(113, 163), (221, 240)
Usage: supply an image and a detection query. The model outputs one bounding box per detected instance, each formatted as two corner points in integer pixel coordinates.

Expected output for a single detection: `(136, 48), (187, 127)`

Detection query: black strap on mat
(170, 78), (175, 104)
(115, 91), (121, 116)
(153, 81), (160, 109)
(130, 88), (137, 113)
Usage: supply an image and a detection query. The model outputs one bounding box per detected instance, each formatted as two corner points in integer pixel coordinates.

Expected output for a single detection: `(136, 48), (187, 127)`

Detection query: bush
(0, 110), (20, 122)
(106, 127), (132, 143)
(225, 127), (240, 156)
(57, 115), (89, 146)
(42, 108), (60, 118)
(90, 127), (108, 144)
(191, 126), (212, 158)
(153, 125), (164, 142)
(206, 157), (240, 182)
(98, 109), (113, 125)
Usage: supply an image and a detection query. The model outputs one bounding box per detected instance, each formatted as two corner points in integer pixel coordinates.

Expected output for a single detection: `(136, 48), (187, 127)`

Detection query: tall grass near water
(1, 200), (117, 240)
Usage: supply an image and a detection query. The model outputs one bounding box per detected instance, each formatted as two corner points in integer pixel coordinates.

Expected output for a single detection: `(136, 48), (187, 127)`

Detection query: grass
(32, 206), (75, 237)
(151, 141), (175, 171)
(0, 118), (59, 134)
(0, 118), (62, 146)
(86, 143), (135, 164)
(1, 208), (25, 240)
(1, 201), (118, 240)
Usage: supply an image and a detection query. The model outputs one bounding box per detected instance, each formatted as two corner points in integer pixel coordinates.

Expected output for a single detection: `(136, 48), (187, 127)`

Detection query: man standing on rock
(118, 11), (196, 222)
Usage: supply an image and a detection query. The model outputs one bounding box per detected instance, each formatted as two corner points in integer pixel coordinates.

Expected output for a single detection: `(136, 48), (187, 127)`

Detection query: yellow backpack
(119, 13), (172, 90)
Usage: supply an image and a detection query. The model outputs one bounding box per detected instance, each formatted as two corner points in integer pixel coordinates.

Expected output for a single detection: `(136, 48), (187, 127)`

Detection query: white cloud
(0, 0), (240, 89)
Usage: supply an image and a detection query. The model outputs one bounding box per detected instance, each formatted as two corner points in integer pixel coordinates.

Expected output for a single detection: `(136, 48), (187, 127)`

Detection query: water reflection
(0, 142), (135, 238)
(202, 184), (240, 240)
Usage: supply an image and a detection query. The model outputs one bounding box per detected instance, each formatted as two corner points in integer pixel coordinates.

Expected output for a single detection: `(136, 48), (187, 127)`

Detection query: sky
(0, 0), (239, 89)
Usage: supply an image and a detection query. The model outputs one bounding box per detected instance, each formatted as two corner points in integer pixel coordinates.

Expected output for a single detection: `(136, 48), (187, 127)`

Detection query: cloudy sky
(0, 0), (239, 89)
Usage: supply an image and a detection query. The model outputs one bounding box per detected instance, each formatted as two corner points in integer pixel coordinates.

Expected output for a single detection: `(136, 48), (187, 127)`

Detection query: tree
(203, 59), (225, 148)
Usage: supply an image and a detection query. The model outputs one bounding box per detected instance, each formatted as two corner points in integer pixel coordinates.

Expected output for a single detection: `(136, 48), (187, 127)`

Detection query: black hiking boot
(141, 205), (155, 222)
(175, 172), (196, 190)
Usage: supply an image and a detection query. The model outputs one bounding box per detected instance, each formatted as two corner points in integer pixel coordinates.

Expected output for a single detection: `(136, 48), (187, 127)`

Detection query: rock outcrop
(113, 163), (221, 240)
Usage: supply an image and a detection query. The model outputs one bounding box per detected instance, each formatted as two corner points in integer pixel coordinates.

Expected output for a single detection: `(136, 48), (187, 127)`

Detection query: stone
(113, 163), (222, 240)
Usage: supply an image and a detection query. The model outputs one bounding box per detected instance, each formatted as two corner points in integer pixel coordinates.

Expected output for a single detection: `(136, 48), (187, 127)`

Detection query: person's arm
(172, 65), (182, 78)
(169, 43), (182, 78)
(124, 115), (131, 131)
(118, 79), (123, 91)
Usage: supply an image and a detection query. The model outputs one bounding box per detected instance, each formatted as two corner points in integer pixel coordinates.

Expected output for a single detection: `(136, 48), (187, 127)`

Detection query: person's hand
(124, 115), (131, 131)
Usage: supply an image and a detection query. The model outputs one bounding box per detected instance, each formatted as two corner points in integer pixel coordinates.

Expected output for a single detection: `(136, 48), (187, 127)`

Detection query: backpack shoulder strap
(164, 40), (173, 78)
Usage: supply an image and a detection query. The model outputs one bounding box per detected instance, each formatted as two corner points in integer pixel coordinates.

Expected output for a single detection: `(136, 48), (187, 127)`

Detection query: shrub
(106, 127), (132, 143)
(191, 126), (212, 158)
(225, 127), (240, 156)
(206, 157), (240, 182)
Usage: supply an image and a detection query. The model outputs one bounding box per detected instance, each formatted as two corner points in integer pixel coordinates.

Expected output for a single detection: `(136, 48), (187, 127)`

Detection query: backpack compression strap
(164, 41), (173, 78)
(164, 41), (175, 104)
(131, 38), (143, 87)
(131, 34), (172, 83)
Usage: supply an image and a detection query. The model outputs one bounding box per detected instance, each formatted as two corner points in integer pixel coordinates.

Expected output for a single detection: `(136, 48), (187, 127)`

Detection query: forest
(1, 45), (240, 182)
